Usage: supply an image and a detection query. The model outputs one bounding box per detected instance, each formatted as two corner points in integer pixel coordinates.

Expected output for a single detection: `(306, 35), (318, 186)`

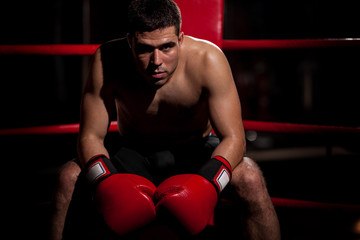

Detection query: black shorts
(110, 135), (220, 185)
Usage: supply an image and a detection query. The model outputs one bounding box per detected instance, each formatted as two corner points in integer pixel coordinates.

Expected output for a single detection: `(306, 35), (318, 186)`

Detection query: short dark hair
(127, 0), (182, 37)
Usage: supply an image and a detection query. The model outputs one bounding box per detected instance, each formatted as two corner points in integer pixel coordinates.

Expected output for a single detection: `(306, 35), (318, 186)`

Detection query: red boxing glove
(154, 155), (232, 235)
(154, 174), (218, 235)
(85, 155), (157, 235)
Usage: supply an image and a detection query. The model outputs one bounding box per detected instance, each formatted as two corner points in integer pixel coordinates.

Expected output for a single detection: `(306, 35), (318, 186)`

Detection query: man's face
(129, 26), (184, 87)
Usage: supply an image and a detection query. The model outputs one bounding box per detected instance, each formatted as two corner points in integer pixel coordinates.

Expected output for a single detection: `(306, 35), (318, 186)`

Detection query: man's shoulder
(183, 36), (227, 77)
(183, 36), (224, 64)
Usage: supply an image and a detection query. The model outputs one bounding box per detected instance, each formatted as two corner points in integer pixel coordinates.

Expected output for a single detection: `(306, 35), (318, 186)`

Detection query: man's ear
(178, 32), (184, 47)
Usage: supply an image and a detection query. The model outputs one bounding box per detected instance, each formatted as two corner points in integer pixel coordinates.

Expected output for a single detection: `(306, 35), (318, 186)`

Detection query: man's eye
(160, 43), (175, 51)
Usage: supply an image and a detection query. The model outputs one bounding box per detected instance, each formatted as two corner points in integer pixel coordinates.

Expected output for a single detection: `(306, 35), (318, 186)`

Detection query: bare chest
(115, 78), (209, 138)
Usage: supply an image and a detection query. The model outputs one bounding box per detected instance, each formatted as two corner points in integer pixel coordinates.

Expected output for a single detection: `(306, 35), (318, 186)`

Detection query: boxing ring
(1, 0), (359, 238)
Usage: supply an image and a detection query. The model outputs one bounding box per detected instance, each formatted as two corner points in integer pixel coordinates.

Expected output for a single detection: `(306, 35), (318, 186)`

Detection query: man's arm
(76, 48), (158, 236)
(203, 45), (246, 169)
(77, 48), (114, 167)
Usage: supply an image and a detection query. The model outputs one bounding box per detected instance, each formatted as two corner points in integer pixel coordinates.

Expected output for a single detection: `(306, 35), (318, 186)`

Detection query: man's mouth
(151, 72), (166, 79)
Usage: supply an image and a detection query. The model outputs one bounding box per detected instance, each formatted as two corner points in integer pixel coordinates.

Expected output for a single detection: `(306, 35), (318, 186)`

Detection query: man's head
(127, 0), (184, 87)
(127, 0), (182, 38)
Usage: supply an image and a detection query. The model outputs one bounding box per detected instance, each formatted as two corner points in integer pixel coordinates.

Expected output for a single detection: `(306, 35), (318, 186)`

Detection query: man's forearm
(77, 136), (109, 168)
(211, 136), (246, 170)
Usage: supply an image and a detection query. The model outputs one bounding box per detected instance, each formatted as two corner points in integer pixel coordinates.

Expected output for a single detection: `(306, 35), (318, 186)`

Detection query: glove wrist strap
(85, 154), (117, 184)
(198, 155), (232, 194)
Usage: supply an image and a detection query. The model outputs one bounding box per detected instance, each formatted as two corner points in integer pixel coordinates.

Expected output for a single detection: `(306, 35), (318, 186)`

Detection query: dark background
(0, 0), (359, 239)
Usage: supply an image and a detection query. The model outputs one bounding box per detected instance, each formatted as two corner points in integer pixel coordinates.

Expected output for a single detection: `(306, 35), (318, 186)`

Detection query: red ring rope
(0, 39), (359, 55)
(0, 44), (100, 55)
(243, 121), (360, 134)
(270, 197), (360, 212)
(0, 120), (359, 135)
(223, 197), (360, 212)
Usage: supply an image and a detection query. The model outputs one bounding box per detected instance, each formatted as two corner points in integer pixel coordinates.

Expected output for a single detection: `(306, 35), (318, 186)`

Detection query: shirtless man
(50, 0), (280, 239)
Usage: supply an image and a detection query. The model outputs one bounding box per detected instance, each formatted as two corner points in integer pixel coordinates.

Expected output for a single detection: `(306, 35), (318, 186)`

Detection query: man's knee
(58, 160), (81, 186)
(56, 160), (82, 203)
(230, 157), (268, 202)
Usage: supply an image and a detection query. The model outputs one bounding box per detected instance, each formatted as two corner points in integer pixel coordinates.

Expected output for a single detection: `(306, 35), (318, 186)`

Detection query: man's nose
(151, 49), (162, 66)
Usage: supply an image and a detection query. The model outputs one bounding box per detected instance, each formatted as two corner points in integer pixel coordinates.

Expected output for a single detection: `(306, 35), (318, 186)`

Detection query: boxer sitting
(50, 0), (280, 239)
